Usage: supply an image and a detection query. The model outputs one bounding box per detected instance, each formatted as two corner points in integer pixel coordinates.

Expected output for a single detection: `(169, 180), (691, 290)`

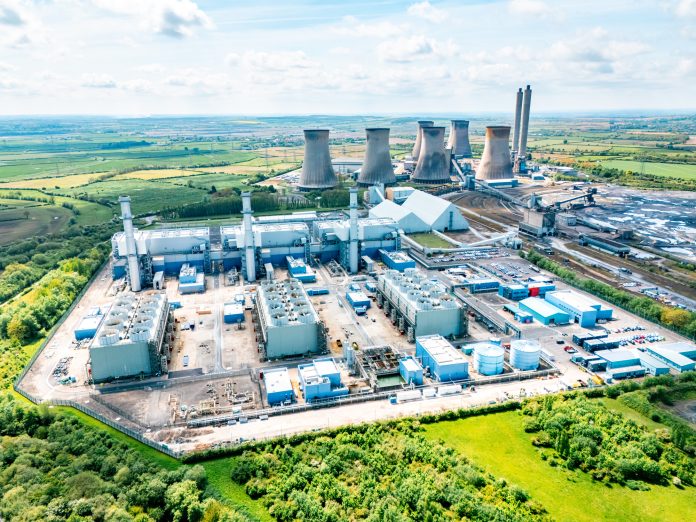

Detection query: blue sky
(0, 0), (695, 115)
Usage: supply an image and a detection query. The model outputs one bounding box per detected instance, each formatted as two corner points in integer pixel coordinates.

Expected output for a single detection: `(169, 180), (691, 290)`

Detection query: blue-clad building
(416, 335), (468, 382)
(519, 297), (570, 325)
(647, 345), (696, 373)
(380, 250), (416, 272)
(638, 352), (671, 376)
(399, 356), (424, 385)
(545, 290), (612, 328)
(463, 278), (500, 294)
(263, 367), (294, 406)
(499, 284), (529, 301)
(223, 303), (245, 324)
(298, 358), (349, 401)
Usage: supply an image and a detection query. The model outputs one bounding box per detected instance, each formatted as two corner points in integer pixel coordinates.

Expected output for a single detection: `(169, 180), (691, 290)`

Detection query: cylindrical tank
(358, 128), (396, 186)
(411, 120), (434, 160)
(473, 342), (504, 376)
(476, 126), (513, 180)
(412, 126), (450, 184)
(518, 85), (532, 156)
(447, 120), (472, 158)
(512, 88), (523, 153)
(299, 129), (337, 190)
(510, 339), (541, 371)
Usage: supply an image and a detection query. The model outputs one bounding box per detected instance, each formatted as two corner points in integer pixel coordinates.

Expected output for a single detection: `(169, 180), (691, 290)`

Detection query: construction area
(16, 84), (696, 454)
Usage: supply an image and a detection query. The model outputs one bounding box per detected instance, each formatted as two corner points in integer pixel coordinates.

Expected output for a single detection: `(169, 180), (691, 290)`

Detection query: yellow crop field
(114, 169), (201, 180)
(195, 163), (299, 174)
(0, 172), (109, 189)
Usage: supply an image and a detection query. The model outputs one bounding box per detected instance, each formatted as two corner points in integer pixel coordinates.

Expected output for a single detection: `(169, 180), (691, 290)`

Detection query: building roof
(401, 357), (422, 372)
(546, 290), (600, 312)
(609, 365), (645, 375)
(519, 297), (567, 318)
(657, 342), (696, 357)
(313, 358), (339, 377)
(417, 335), (467, 365)
(369, 200), (427, 230)
(597, 349), (640, 363)
(638, 352), (671, 370)
(264, 367), (293, 394)
(648, 346), (696, 367)
(76, 315), (103, 332)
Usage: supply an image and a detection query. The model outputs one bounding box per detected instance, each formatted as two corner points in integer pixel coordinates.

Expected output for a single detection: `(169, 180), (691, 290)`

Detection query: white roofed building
(401, 190), (469, 232)
(369, 200), (429, 234)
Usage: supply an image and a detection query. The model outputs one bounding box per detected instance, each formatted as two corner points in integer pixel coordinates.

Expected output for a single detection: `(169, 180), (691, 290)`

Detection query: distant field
(599, 160), (696, 179)
(194, 163), (299, 175)
(0, 189), (115, 226)
(0, 205), (73, 245)
(113, 169), (202, 180)
(424, 407), (696, 522)
(0, 172), (109, 189)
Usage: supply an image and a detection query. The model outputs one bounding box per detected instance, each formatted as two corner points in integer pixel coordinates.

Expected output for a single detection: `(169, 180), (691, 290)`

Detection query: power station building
(545, 290), (613, 328)
(88, 293), (172, 383)
(297, 357), (349, 401)
(376, 268), (466, 341)
(415, 335), (469, 381)
(255, 279), (327, 360)
(369, 189), (469, 233)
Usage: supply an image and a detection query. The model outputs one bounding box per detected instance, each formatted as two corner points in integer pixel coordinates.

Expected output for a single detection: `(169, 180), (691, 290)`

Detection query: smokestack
(411, 120), (434, 160)
(349, 188), (358, 274)
(358, 128), (396, 186)
(518, 85), (532, 157)
(118, 196), (141, 292)
(412, 126), (450, 184)
(476, 126), (513, 180)
(512, 88), (523, 153)
(299, 129), (337, 190)
(447, 120), (472, 158)
(242, 192), (256, 282)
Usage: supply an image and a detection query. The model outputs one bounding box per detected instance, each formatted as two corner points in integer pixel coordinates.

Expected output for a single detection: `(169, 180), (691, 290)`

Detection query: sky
(0, 0), (695, 115)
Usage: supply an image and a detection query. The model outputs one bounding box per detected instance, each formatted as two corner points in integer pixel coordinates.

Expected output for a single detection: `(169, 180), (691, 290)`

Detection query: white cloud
(339, 16), (405, 38)
(0, 1), (25, 26)
(675, 0), (696, 17)
(81, 73), (117, 88)
(92, 0), (213, 38)
(407, 1), (446, 23)
(377, 35), (458, 63)
(508, 0), (550, 16)
(232, 50), (318, 72)
(135, 63), (165, 73)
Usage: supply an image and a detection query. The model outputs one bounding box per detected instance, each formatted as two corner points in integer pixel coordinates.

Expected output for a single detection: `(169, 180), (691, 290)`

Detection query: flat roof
(519, 297), (567, 318)
(648, 346), (696, 367)
(546, 290), (599, 313)
(313, 358), (339, 376)
(609, 365), (645, 375)
(417, 335), (466, 365)
(347, 291), (370, 301)
(401, 357), (421, 372)
(264, 367), (292, 394)
(597, 349), (640, 363)
(657, 342), (696, 356)
(77, 315), (103, 331)
(638, 352), (671, 370)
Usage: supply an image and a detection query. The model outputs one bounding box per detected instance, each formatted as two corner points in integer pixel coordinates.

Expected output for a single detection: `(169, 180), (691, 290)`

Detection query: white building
(401, 190), (469, 232)
(369, 199), (429, 234)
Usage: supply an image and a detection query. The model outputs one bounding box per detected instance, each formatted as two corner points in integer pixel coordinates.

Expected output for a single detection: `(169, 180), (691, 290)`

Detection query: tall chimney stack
(412, 126), (450, 184)
(348, 188), (359, 274)
(358, 128), (396, 186)
(476, 126), (513, 180)
(518, 85), (532, 157)
(512, 88), (523, 154)
(299, 129), (337, 190)
(411, 120), (434, 160)
(118, 196), (141, 292)
(242, 192), (256, 282)
(447, 120), (472, 158)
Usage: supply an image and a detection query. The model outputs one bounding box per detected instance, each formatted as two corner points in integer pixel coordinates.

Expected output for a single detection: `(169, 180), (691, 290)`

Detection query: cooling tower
(299, 129), (337, 190)
(358, 128), (396, 186)
(476, 126), (513, 180)
(512, 88), (523, 153)
(412, 126), (450, 184)
(411, 120), (434, 159)
(447, 120), (472, 158)
(518, 85), (532, 157)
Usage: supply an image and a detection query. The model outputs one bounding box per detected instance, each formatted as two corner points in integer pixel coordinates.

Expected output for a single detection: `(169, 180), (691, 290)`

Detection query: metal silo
(358, 128), (396, 186)
(447, 120), (472, 158)
(412, 126), (450, 184)
(510, 339), (541, 371)
(476, 126), (513, 180)
(473, 342), (504, 376)
(411, 120), (434, 160)
(299, 129), (337, 190)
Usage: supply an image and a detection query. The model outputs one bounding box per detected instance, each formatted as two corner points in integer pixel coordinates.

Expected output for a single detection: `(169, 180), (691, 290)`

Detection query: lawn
(407, 232), (454, 249)
(599, 160), (696, 179)
(424, 408), (696, 522)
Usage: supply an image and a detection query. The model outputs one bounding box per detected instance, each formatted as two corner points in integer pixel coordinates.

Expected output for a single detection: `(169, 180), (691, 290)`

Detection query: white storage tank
(510, 339), (541, 371)
(473, 342), (505, 376)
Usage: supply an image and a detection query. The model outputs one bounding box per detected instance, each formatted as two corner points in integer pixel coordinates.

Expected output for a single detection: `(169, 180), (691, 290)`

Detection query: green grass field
(0, 205), (73, 246)
(407, 232), (454, 249)
(599, 160), (696, 179)
(424, 407), (696, 522)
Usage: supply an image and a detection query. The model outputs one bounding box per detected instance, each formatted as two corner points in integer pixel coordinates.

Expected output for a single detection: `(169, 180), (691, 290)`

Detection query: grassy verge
(407, 232), (453, 249)
(424, 409), (696, 522)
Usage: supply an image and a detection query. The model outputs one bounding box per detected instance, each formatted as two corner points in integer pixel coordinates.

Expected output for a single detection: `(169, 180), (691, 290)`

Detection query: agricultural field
(0, 203), (73, 246)
(598, 160), (696, 179)
(113, 168), (203, 180)
(424, 406), (696, 522)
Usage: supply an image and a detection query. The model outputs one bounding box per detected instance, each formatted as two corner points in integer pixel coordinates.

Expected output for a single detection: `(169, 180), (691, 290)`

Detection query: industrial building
(298, 358), (349, 401)
(74, 309), (104, 341)
(510, 339), (541, 371)
(353, 345), (403, 391)
(545, 290), (613, 328)
(583, 338), (620, 353)
(254, 279), (327, 360)
(638, 352), (671, 376)
(88, 293), (171, 383)
(646, 344), (696, 372)
(287, 256), (316, 283)
(472, 342), (505, 376)
(399, 356), (424, 385)
(385, 186), (415, 204)
(263, 367), (294, 405)
(223, 303), (244, 324)
(415, 335), (468, 382)
(519, 297), (570, 325)
(179, 264), (205, 294)
(380, 250), (416, 272)
(579, 234), (630, 257)
(596, 349), (646, 380)
(499, 284), (529, 301)
(462, 278), (500, 293)
(400, 190), (469, 232)
(377, 268), (466, 341)
(369, 199), (429, 233)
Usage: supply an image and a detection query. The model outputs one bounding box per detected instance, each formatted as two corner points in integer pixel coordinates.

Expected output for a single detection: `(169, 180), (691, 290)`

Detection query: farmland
(597, 160), (696, 179)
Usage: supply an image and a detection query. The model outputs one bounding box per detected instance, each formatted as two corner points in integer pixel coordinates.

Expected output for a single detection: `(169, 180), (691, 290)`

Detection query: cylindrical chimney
(518, 85), (532, 157)
(358, 128), (395, 186)
(118, 196), (141, 292)
(299, 129), (337, 190)
(349, 188), (359, 274)
(512, 88), (523, 153)
(412, 126), (450, 184)
(477, 126), (513, 180)
(411, 120), (434, 160)
(447, 120), (472, 158)
(242, 192), (256, 282)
